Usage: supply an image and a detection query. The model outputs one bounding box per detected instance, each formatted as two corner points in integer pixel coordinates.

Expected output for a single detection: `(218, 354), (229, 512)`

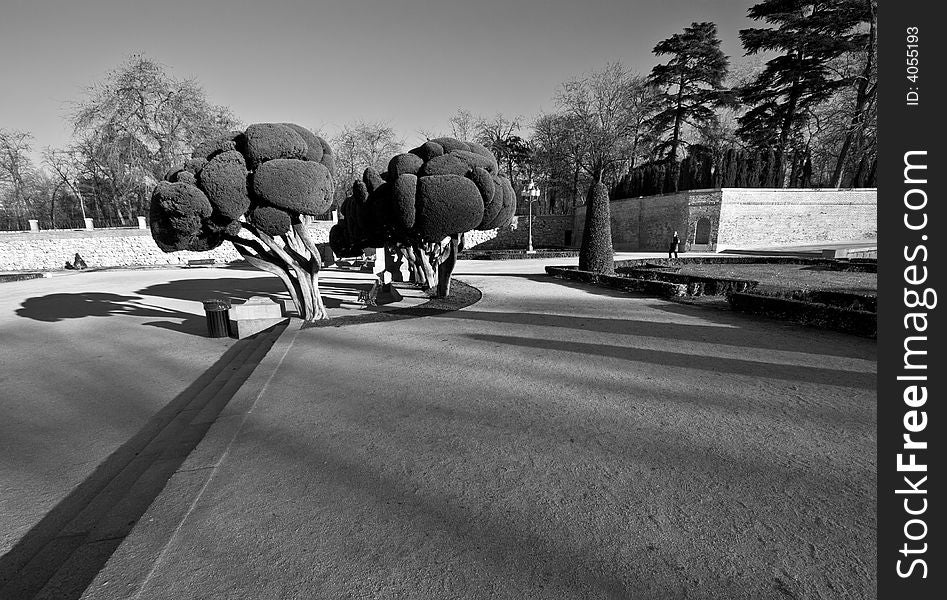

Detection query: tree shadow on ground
(14, 277), (351, 337)
(0, 325), (285, 599)
(464, 333), (874, 389)
(15, 292), (207, 336)
(430, 309), (871, 359)
(485, 273), (877, 353)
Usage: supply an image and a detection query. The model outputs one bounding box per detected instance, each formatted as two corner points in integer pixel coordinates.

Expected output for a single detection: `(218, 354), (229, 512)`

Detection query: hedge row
(544, 266), (686, 298)
(728, 292), (877, 337)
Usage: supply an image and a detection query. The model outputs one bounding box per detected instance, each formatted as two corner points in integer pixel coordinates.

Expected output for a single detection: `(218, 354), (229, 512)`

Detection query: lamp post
(523, 181), (540, 254)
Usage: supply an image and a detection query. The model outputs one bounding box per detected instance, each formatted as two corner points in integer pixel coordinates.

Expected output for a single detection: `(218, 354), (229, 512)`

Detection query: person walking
(669, 230), (680, 259)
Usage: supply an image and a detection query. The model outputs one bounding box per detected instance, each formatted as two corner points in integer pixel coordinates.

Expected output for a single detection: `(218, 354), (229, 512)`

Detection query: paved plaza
(1, 257), (877, 599)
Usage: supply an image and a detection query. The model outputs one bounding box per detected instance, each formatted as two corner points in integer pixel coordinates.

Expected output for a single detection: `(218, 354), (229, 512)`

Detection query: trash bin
(202, 298), (231, 338)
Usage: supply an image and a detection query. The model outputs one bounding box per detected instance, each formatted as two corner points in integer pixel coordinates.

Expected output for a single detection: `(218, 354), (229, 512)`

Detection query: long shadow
(429, 309), (872, 359)
(0, 324), (285, 599)
(15, 292), (206, 335)
(528, 273), (880, 343)
(13, 275), (476, 336)
(136, 276), (291, 304)
(465, 333), (875, 389)
(180, 398), (873, 599)
(16, 277), (304, 336)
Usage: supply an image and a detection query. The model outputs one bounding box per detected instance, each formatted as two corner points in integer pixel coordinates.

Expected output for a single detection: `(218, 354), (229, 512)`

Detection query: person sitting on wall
(668, 231), (680, 259)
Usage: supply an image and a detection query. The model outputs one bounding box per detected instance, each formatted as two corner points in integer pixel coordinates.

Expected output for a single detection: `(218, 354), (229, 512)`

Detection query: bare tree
(43, 147), (89, 222)
(331, 120), (403, 197)
(0, 129), (37, 228)
(555, 62), (650, 272)
(448, 109), (477, 141)
(71, 54), (239, 190)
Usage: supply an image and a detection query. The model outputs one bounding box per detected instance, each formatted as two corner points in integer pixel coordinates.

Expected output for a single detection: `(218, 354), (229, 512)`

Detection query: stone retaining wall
(0, 215), (574, 271)
(573, 188), (876, 252)
(463, 215), (573, 250)
(0, 225), (335, 271)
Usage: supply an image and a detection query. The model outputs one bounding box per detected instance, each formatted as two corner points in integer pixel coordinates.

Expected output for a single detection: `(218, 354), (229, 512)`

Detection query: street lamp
(523, 181), (540, 254)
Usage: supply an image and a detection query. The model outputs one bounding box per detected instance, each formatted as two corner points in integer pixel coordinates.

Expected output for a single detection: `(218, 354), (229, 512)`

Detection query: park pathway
(81, 263), (877, 600)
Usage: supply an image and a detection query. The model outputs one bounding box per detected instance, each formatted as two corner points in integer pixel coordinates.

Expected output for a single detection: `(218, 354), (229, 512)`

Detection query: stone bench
(185, 258), (217, 267)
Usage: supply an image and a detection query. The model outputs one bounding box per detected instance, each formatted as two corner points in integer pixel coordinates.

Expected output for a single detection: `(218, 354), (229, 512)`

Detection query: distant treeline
(612, 148), (878, 199)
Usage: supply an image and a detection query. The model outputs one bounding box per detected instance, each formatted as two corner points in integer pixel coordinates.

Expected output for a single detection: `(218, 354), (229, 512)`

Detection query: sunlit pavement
(64, 258), (878, 599)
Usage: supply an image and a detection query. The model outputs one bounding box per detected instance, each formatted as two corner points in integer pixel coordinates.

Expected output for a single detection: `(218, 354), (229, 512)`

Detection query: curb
(78, 321), (303, 600)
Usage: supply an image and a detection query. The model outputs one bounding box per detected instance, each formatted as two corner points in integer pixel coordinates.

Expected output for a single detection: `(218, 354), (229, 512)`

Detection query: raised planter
(545, 266), (686, 298)
(614, 267), (757, 296)
(728, 292), (876, 337)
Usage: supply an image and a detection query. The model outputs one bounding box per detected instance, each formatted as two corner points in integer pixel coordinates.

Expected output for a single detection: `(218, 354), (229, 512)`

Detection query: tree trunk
(670, 70), (686, 164)
(435, 235), (460, 298)
(578, 174), (614, 274)
(832, 0), (876, 187)
(227, 220), (329, 323)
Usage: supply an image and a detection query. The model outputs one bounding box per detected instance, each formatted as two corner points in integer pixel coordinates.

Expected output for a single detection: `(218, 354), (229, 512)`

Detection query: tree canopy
(647, 22), (730, 164)
(736, 0), (868, 154)
(152, 123), (336, 321)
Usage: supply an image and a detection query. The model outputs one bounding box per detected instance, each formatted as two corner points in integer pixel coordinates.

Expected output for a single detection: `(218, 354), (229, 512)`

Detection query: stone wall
(573, 188), (876, 252)
(573, 192), (696, 251)
(714, 188), (877, 249)
(464, 215), (573, 251)
(0, 224), (334, 271)
(0, 215), (573, 271)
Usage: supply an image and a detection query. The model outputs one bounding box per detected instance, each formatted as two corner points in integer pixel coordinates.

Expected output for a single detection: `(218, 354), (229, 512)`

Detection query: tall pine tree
(737, 0), (867, 156)
(647, 22), (730, 166)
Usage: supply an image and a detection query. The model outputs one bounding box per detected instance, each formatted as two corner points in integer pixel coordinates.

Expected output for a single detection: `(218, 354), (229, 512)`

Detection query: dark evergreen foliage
(737, 0), (867, 152)
(647, 22), (730, 162)
(578, 182), (613, 273)
(198, 150), (250, 220)
(387, 152), (424, 179)
(415, 175), (484, 240)
(243, 123), (308, 169)
(248, 202), (292, 236)
(251, 159), (333, 216)
(281, 123), (324, 162)
(149, 181), (221, 252)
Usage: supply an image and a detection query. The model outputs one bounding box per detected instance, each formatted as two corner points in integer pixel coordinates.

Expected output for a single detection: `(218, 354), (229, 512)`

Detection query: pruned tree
(554, 62), (650, 273)
(329, 137), (515, 298)
(151, 123), (336, 321)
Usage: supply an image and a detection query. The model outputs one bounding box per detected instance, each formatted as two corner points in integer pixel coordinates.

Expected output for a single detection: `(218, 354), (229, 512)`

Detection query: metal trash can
(202, 298), (231, 338)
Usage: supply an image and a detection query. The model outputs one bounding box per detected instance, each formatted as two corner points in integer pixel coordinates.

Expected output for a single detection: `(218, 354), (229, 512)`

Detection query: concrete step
(0, 324), (286, 600)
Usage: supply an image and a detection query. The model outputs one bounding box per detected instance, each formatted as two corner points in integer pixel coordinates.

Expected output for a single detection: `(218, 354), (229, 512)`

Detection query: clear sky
(0, 0), (756, 161)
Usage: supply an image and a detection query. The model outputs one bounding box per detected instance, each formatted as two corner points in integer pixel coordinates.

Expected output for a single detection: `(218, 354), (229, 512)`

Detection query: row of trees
(613, 147), (876, 199)
(3, 0), (876, 241)
(1, 56), (239, 231)
(436, 0), (877, 220)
